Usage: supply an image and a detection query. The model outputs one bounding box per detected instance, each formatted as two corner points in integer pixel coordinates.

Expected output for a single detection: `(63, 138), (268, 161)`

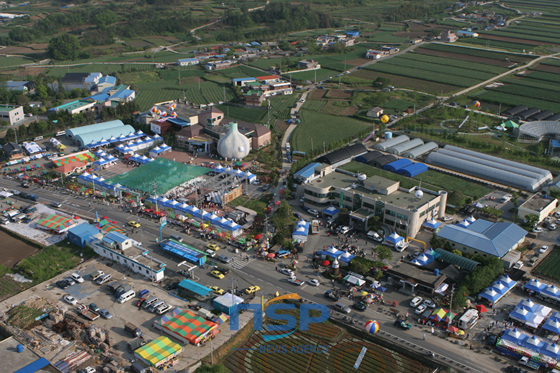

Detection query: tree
(47, 34), (81, 60)
(373, 77), (390, 89)
(524, 213), (539, 229)
(481, 206), (503, 221)
(374, 245), (392, 261)
(195, 364), (228, 373)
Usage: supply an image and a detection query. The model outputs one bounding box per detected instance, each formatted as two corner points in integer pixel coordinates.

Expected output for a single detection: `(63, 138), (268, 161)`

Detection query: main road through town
(1, 179), (502, 372)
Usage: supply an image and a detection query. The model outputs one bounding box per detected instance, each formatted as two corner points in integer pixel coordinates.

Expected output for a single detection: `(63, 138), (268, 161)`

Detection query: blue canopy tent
(214, 165), (225, 173)
(542, 285), (560, 299)
(292, 220), (310, 242)
(520, 335), (545, 351)
(500, 328), (527, 344)
(517, 298), (538, 313)
(411, 253), (434, 266)
(323, 206), (340, 217)
(338, 252), (355, 265)
(384, 232), (404, 246)
(525, 278), (547, 293)
(542, 314), (560, 334)
(542, 343), (560, 360)
(422, 218), (441, 230)
(479, 287), (501, 303)
(509, 306), (534, 323)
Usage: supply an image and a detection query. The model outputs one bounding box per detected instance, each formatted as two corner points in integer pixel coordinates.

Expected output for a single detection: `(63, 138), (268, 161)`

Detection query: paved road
(1, 178), (507, 372)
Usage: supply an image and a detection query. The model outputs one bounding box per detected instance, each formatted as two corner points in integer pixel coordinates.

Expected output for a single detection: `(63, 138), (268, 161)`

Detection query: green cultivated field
(291, 109), (370, 153)
(216, 104), (266, 123)
(534, 247), (560, 282)
(420, 43), (535, 63)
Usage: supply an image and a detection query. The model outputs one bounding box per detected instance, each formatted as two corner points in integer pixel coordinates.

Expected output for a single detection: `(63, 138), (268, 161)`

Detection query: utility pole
(153, 181), (159, 212)
(311, 137), (314, 152)
(448, 284), (455, 329)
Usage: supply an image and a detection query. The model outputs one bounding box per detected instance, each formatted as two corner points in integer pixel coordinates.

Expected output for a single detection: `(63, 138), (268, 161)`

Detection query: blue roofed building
(293, 162), (323, 183)
(178, 279), (213, 301)
(232, 77), (257, 87)
(437, 219), (527, 259)
(103, 231), (133, 250)
(94, 75), (117, 92)
(109, 88), (136, 103)
(67, 223), (102, 248)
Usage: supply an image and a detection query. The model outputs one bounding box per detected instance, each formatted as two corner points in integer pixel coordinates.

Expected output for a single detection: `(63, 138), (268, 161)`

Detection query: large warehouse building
(66, 120), (136, 147)
(517, 121), (560, 142)
(425, 145), (552, 191)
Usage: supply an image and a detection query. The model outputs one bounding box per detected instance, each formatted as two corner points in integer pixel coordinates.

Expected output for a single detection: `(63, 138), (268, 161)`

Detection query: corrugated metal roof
(178, 279), (212, 297)
(437, 220), (527, 257)
(74, 124), (136, 147)
(294, 162), (321, 179)
(66, 120), (125, 137)
(434, 248), (479, 271)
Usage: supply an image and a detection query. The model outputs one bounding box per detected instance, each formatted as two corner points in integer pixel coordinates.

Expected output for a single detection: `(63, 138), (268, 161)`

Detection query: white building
(0, 104), (24, 125)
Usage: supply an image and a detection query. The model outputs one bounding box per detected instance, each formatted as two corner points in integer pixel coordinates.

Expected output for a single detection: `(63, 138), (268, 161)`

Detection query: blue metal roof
(178, 279), (212, 297)
(551, 140), (560, 149)
(110, 89), (134, 100)
(104, 231), (130, 244)
(89, 93), (110, 102)
(178, 58), (198, 63)
(398, 163), (428, 177)
(166, 117), (190, 127)
(437, 219), (527, 257)
(232, 77), (256, 82)
(14, 357), (50, 373)
(98, 75), (117, 85)
(68, 223), (100, 239)
(383, 158), (413, 172)
(294, 162), (321, 179)
(161, 240), (205, 264)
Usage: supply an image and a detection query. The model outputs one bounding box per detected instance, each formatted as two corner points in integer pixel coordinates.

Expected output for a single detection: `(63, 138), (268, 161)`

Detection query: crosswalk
(230, 257), (256, 270)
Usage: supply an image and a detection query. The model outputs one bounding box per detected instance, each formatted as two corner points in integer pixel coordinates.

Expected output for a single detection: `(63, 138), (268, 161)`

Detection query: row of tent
(86, 130), (151, 149)
(315, 245), (356, 264)
(212, 165), (257, 182)
(146, 196), (242, 233)
(502, 105), (560, 122)
(372, 135), (439, 159)
(77, 172), (122, 195)
(115, 135), (162, 154)
(479, 275), (517, 303)
(509, 298), (552, 329)
(499, 327), (560, 364)
(524, 278), (560, 304)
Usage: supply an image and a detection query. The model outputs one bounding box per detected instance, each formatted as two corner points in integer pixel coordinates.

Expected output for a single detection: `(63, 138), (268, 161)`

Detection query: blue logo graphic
(230, 300), (330, 341)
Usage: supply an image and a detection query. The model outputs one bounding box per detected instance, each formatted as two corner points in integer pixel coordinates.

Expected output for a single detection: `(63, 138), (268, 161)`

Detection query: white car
(308, 279), (320, 287)
(532, 227), (543, 233)
(415, 304), (427, 315)
(205, 249), (216, 258)
(307, 209), (319, 216)
(441, 216), (452, 222)
(549, 223), (557, 231)
(70, 273), (84, 283)
(63, 295), (77, 305)
(339, 226), (350, 234)
(540, 246), (549, 254)
(513, 261), (524, 270)
(554, 212), (560, 218)
(422, 299), (436, 308)
(410, 296), (423, 307)
(280, 268), (295, 276)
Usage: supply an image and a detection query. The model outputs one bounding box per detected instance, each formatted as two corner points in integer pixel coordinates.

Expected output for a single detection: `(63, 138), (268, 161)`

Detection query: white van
(118, 290), (136, 304)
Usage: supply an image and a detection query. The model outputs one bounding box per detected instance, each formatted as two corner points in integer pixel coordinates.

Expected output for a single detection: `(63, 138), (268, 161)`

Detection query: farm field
(291, 109), (370, 154)
(352, 68), (458, 95)
(534, 247), (560, 282)
(216, 104), (267, 124)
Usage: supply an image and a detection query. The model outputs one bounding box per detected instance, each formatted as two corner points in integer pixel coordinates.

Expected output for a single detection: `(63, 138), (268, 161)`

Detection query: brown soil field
(414, 48), (513, 66)
(0, 230), (38, 268)
(325, 89), (352, 98)
(27, 43), (48, 50)
(0, 46), (37, 54)
(532, 64), (560, 74)
(479, 34), (552, 46)
(345, 58), (369, 66)
(309, 90), (326, 99)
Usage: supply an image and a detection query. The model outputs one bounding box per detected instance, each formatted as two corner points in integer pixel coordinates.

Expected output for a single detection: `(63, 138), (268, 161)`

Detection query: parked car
(99, 309), (113, 319)
(513, 261), (524, 270)
(70, 273), (84, 283)
(415, 305), (427, 314)
(63, 295), (77, 305)
(211, 270), (225, 279)
(422, 299), (436, 308)
(549, 223), (557, 231)
(128, 221), (141, 228)
(338, 226), (350, 234)
(210, 286), (225, 295)
(540, 246), (549, 254)
(206, 244), (220, 251)
(410, 296), (423, 307)
(307, 209), (319, 216)
(56, 280), (70, 290)
(352, 302), (367, 311)
(89, 303), (100, 313)
(532, 227), (543, 233)
(205, 249), (216, 257)
(64, 277), (76, 286)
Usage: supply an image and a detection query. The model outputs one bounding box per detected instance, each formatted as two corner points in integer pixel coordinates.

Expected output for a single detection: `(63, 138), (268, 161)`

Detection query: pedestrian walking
(423, 334), (426, 341)
(431, 327), (434, 334)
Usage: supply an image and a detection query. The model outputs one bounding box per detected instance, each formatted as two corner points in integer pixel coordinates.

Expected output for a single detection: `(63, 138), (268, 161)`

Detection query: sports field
(107, 158), (210, 195)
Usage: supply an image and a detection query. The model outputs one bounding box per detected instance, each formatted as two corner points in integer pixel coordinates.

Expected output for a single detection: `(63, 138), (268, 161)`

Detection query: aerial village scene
(1, 0), (560, 372)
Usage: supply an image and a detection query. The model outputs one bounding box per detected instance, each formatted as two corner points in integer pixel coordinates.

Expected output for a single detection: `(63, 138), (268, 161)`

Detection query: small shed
(67, 223), (102, 248)
(366, 107), (384, 118)
(178, 279), (213, 301)
(383, 158), (413, 173)
(213, 292), (245, 315)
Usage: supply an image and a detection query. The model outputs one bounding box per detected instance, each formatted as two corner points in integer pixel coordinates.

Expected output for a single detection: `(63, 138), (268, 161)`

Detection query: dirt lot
(322, 101), (359, 116)
(0, 230), (38, 268)
(345, 58), (369, 66)
(414, 47), (513, 66)
(308, 89), (327, 99)
(532, 64), (560, 74)
(325, 89), (352, 99)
